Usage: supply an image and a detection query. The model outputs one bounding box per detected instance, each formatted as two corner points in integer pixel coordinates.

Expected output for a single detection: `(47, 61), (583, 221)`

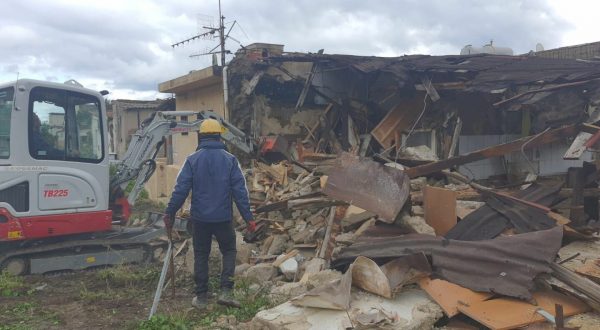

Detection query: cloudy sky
(0, 0), (597, 99)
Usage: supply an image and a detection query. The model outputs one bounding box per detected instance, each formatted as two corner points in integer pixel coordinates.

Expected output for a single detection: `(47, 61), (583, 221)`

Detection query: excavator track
(0, 214), (186, 276)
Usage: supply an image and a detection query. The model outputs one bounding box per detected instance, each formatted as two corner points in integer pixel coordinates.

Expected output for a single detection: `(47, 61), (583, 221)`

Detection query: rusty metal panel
(445, 183), (562, 241)
(323, 153), (410, 222)
(334, 227), (563, 300)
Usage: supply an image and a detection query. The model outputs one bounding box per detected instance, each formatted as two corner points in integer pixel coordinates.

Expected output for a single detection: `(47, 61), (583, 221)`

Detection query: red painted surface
(115, 197), (131, 223)
(0, 208), (113, 242)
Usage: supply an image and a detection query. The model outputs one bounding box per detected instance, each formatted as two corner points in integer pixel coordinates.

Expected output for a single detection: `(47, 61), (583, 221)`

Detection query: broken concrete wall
(251, 95), (322, 136)
(459, 136), (594, 180)
(227, 52), (600, 178)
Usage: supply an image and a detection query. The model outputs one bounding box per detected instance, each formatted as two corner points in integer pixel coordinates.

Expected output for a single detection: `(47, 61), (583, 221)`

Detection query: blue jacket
(165, 138), (253, 223)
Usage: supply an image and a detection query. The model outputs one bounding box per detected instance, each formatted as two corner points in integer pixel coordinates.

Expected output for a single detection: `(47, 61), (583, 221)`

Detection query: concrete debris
(235, 263), (252, 276)
(271, 281), (308, 300)
(278, 257), (299, 280)
(299, 257), (327, 283)
(398, 214), (436, 235)
(402, 145), (439, 161)
(291, 264), (353, 310)
(267, 234), (289, 255)
(304, 269), (342, 290)
(253, 288), (442, 330)
(244, 263), (278, 283)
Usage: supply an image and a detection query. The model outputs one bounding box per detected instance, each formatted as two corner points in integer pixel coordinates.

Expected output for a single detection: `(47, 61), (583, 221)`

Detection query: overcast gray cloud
(0, 0), (575, 99)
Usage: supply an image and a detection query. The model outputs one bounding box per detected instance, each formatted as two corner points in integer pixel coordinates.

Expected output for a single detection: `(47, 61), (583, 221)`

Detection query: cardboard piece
(457, 290), (590, 330)
(423, 185), (457, 236)
(418, 277), (492, 317)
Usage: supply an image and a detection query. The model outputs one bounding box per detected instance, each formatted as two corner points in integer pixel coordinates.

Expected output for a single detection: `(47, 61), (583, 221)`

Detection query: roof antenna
(172, 0), (245, 65)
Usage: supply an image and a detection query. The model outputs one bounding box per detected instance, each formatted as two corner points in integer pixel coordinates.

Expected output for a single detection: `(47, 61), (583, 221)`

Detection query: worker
(163, 118), (256, 310)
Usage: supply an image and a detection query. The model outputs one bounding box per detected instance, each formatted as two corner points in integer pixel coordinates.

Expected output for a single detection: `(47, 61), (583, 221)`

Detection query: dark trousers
(192, 221), (237, 295)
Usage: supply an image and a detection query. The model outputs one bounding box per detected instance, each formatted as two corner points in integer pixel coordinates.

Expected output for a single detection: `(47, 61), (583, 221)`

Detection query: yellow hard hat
(199, 118), (222, 134)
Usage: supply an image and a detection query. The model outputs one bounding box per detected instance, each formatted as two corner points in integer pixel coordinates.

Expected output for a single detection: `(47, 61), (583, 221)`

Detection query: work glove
(163, 214), (174, 232)
(247, 220), (257, 233)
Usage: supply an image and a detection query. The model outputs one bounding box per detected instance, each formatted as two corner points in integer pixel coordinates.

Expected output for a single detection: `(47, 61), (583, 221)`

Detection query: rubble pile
(216, 146), (599, 329)
(172, 51), (600, 328)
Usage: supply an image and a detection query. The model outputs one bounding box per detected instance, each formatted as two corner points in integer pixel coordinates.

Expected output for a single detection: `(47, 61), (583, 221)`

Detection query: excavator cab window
(0, 87), (13, 159)
(29, 87), (104, 163)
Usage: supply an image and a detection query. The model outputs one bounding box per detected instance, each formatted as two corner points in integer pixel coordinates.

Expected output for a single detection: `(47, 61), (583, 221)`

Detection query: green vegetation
(135, 314), (193, 330)
(0, 271), (25, 297)
(197, 278), (274, 327)
(0, 302), (61, 330)
(97, 264), (160, 287)
(130, 277), (274, 330)
(80, 264), (161, 302)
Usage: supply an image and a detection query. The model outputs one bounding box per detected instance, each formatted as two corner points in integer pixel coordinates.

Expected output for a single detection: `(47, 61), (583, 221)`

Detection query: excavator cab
(0, 79), (112, 243)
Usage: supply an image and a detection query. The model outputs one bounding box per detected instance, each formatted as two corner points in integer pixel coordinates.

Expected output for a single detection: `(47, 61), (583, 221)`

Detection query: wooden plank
(448, 116), (462, 158)
(414, 81), (466, 91)
(575, 259), (600, 284)
(567, 167), (586, 227)
(295, 49), (324, 110)
(317, 207), (336, 260)
(458, 290), (589, 330)
(370, 95), (426, 149)
(405, 124), (582, 178)
(420, 76), (440, 102)
(418, 277), (492, 317)
(423, 185), (457, 236)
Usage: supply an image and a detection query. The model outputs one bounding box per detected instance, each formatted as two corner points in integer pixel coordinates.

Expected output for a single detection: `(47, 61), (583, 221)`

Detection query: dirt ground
(0, 263), (270, 330)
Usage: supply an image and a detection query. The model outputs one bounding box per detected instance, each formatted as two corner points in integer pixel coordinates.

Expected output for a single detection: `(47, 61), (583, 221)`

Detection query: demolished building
(144, 44), (600, 329)
(211, 46), (600, 329)
(226, 47), (600, 181)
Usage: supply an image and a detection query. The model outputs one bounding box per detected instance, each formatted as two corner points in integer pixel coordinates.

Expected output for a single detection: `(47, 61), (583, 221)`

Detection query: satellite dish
(536, 43), (544, 52)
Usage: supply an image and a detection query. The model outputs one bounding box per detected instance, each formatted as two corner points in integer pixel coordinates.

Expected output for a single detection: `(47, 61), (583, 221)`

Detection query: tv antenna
(171, 0), (244, 66)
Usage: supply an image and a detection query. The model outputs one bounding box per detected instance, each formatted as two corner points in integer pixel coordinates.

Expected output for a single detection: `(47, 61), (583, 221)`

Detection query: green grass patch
(80, 265), (160, 303)
(0, 271), (25, 297)
(130, 277), (274, 330)
(133, 313), (194, 330)
(197, 278), (275, 327)
(0, 302), (61, 329)
(97, 264), (160, 288)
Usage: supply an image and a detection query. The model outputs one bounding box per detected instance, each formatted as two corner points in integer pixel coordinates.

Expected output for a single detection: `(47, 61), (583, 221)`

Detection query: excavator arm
(109, 110), (255, 220)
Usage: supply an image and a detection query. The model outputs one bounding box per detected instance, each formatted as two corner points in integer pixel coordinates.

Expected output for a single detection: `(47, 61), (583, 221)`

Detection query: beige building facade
(146, 65), (224, 202)
(111, 99), (164, 159)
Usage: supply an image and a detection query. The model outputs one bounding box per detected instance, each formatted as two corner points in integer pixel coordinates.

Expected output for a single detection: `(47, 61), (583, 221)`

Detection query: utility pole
(218, 0), (226, 67)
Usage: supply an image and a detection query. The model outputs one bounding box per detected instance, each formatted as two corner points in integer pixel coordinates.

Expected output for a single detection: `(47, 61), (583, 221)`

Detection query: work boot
(191, 294), (208, 310)
(217, 289), (240, 308)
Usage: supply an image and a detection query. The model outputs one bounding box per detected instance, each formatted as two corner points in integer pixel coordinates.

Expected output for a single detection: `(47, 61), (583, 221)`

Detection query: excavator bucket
(323, 153), (410, 223)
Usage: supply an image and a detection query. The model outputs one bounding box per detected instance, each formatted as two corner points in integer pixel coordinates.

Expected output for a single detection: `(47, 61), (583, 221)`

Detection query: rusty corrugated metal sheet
(323, 153), (410, 222)
(334, 226), (563, 300)
(445, 183), (562, 241)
